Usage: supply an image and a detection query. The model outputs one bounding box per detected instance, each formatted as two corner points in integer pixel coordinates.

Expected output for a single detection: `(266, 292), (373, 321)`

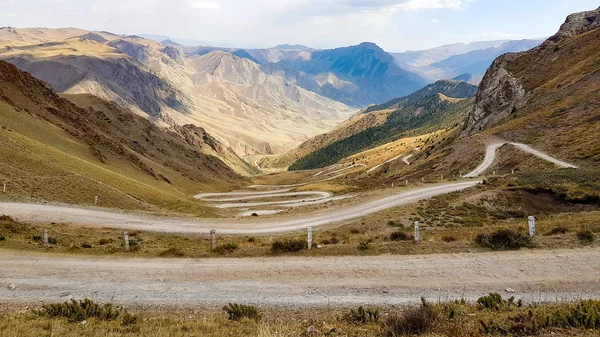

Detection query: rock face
(544, 7), (600, 46)
(461, 6), (600, 137)
(460, 53), (526, 136)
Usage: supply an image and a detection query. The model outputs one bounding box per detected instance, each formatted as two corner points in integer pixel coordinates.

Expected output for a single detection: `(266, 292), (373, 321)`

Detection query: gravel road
(2, 248), (599, 307)
(464, 142), (577, 177)
(0, 181), (479, 235)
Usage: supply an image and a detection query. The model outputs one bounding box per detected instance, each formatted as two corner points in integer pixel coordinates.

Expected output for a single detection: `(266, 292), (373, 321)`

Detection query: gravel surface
(1, 248), (599, 307)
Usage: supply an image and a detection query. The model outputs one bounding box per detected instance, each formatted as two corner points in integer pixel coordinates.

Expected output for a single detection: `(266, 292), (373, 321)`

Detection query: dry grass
(2, 300), (600, 336)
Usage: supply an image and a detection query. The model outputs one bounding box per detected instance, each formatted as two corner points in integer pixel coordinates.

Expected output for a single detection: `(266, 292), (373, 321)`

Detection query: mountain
(430, 39), (543, 79)
(452, 73), (483, 86)
(0, 59), (245, 215)
(461, 6), (600, 163)
(0, 28), (353, 157)
(393, 39), (542, 83)
(288, 80), (477, 170)
(278, 42), (427, 107)
(272, 44), (314, 51)
(393, 40), (510, 70)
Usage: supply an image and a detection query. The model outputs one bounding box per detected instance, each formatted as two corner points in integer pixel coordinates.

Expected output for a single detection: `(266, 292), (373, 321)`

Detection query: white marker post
(94, 196), (98, 206)
(405, 180), (408, 186)
(209, 229), (216, 251)
(43, 229), (49, 247)
(123, 232), (130, 252)
(512, 169), (515, 175)
(2, 183), (5, 193)
(414, 221), (420, 243)
(307, 227), (313, 250)
(392, 182), (395, 188)
(528, 216), (536, 239)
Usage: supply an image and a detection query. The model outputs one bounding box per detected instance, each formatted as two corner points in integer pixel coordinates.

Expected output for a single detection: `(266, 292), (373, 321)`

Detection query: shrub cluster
(477, 293), (519, 310)
(37, 299), (122, 322)
(222, 303), (261, 321)
(383, 298), (437, 336)
(545, 226), (568, 236)
(271, 239), (306, 253)
(475, 229), (530, 250)
(159, 247), (186, 257)
(577, 230), (594, 243)
(390, 231), (413, 242)
(213, 243), (239, 254)
(345, 306), (380, 324)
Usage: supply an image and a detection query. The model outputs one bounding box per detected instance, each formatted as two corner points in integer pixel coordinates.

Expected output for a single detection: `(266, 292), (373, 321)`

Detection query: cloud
(431, 18), (441, 23)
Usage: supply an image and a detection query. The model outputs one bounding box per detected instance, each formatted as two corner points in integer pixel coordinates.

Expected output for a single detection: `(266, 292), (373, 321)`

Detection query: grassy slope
(0, 60), (244, 215)
(289, 81), (477, 170)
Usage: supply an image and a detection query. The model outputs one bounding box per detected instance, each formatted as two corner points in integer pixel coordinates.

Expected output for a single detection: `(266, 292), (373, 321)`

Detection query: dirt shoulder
(1, 247), (599, 308)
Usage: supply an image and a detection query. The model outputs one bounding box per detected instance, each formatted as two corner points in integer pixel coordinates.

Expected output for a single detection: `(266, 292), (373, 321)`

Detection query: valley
(0, 4), (599, 337)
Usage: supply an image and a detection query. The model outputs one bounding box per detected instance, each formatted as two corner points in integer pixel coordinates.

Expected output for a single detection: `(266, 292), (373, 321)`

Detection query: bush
(223, 303), (261, 321)
(383, 298), (437, 336)
(544, 300), (600, 329)
(577, 230), (594, 243)
(271, 239), (306, 253)
(159, 247), (185, 257)
(390, 231), (413, 241)
(475, 229), (530, 250)
(477, 293), (515, 310)
(36, 299), (123, 322)
(357, 241), (370, 250)
(545, 226), (569, 236)
(213, 243), (239, 254)
(345, 306), (380, 323)
(350, 228), (361, 234)
(48, 237), (57, 245)
(81, 243), (92, 249)
(98, 238), (113, 245)
(442, 235), (457, 243)
(32, 235), (42, 241)
(0, 234), (4, 241)
(121, 311), (138, 326)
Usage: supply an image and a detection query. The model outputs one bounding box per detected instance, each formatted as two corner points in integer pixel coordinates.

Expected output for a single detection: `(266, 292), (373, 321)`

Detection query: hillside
(289, 80), (477, 170)
(0, 28), (353, 156)
(461, 6), (600, 164)
(0, 60), (243, 215)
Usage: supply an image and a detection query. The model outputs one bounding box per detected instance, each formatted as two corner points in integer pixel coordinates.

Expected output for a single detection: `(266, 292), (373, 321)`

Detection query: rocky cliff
(461, 7), (600, 137)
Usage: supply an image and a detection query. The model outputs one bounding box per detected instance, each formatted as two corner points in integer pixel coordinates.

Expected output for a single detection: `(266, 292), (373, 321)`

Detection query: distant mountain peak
(161, 39), (181, 46)
(273, 44), (313, 51)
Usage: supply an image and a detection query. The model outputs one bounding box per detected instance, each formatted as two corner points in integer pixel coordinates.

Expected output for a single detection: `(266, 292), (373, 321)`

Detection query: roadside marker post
(43, 229), (49, 247)
(2, 183), (5, 193)
(210, 229), (216, 251)
(528, 216), (536, 239)
(405, 180), (408, 186)
(414, 221), (420, 243)
(307, 227), (313, 250)
(123, 232), (130, 252)
(94, 196), (98, 206)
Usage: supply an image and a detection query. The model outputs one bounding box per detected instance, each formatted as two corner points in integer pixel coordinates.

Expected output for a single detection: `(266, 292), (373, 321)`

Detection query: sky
(0, 0), (598, 52)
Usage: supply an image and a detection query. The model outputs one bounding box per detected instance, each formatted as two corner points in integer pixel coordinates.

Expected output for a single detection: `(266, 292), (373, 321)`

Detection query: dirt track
(0, 181), (479, 234)
(1, 248), (599, 307)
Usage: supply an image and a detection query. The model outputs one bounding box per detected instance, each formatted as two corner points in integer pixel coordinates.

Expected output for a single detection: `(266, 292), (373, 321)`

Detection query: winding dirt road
(0, 182), (479, 235)
(464, 142), (577, 178)
(2, 248), (599, 307)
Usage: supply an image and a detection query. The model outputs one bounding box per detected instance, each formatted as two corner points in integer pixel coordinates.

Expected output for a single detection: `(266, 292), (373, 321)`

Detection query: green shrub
(32, 235), (42, 241)
(475, 229), (530, 250)
(36, 299), (123, 322)
(271, 239), (306, 253)
(213, 243), (239, 254)
(222, 303), (261, 321)
(357, 241), (370, 250)
(121, 311), (138, 326)
(345, 306), (380, 323)
(48, 237), (57, 245)
(383, 298), (437, 336)
(81, 243), (92, 249)
(544, 300), (600, 329)
(577, 230), (594, 243)
(477, 293), (515, 310)
(0, 233), (4, 241)
(390, 231), (413, 242)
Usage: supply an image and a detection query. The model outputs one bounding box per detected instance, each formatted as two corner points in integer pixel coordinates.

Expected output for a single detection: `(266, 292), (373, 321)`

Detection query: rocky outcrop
(461, 6), (600, 137)
(460, 53), (527, 136)
(543, 7), (600, 46)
